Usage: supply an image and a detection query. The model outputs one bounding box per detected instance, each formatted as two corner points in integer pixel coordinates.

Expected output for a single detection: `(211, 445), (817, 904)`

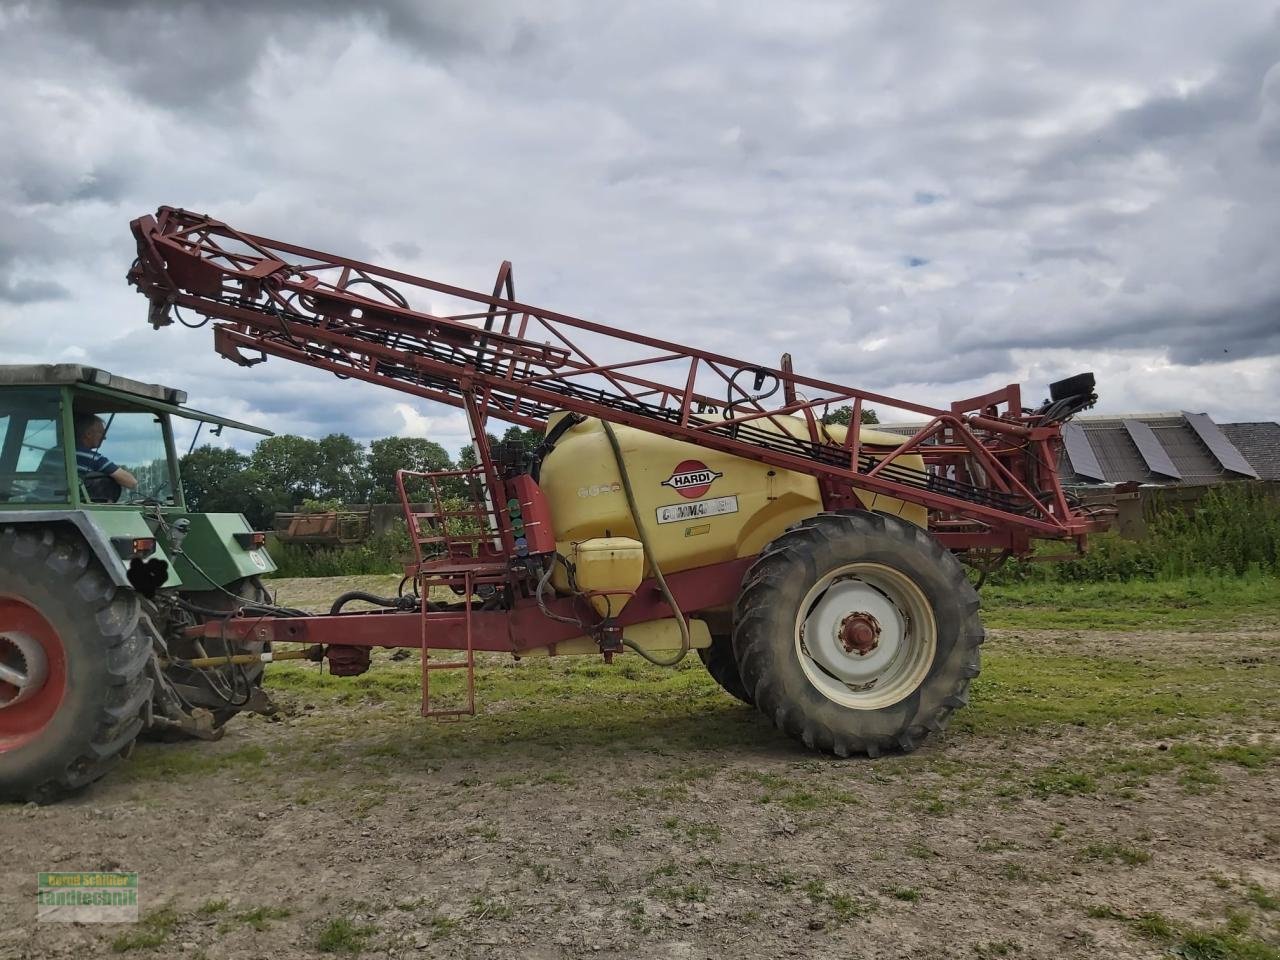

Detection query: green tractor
(0, 364), (279, 802)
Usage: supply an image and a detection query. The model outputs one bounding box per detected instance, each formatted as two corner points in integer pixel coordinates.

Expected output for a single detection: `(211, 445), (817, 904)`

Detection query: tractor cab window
(0, 389), (68, 504)
(72, 407), (178, 505)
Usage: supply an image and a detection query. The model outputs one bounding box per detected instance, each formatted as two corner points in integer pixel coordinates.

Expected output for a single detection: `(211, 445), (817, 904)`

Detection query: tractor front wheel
(732, 511), (982, 757)
(0, 526), (152, 802)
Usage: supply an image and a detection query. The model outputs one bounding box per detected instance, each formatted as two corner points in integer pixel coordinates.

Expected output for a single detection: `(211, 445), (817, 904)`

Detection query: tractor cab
(0, 364), (265, 512)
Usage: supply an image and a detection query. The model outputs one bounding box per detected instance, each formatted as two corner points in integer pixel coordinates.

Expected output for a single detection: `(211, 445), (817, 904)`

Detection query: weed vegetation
(993, 483), (1280, 583)
(267, 531), (413, 579)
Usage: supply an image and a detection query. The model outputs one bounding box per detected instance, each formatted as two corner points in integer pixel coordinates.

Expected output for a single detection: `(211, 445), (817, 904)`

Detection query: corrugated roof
(1062, 413), (1278, 486)
(1083, 419), (1151, 482)
(861, 414), (1278, 487)
(1221, 422), (1280, 480)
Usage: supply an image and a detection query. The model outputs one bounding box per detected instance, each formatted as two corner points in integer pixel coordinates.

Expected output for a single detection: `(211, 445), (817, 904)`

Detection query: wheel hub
(0, 597), (67, 752)
(0, 631), (49, 709)
(838, 612), (881, 656)
(794, 564), (938, 711)
(802, 578), (906, 687)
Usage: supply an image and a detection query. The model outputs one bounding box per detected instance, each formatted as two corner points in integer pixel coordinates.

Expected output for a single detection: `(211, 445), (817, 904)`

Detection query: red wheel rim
(0, 597), (67, 752)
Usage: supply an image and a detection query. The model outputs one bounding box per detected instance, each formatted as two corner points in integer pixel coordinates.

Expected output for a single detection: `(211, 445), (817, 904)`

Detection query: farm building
(1056, 413), (1279, 487)
(878, 412), (1279, 488)
(873, 412), (1279, 538)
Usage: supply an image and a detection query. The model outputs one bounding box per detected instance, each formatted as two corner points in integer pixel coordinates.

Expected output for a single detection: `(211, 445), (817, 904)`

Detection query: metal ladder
(397, 467), (510, 718)
(416, 569), (476, 719)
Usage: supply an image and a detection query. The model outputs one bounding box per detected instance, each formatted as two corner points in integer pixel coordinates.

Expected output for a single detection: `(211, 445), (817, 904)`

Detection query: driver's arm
(89, 450), (137, 491)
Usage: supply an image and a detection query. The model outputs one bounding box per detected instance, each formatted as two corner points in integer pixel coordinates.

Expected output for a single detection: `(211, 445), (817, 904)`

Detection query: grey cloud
(0, 278), (71, 304)
(0, 207), (72, 310)
(1028, 245), (1109, 264)
(16, 0), (549, 110)
(386, 240), (424, 261)
(1, 0), (1278, 437)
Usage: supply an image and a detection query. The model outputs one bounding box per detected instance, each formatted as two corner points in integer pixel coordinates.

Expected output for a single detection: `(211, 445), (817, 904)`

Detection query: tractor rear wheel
(732, 511), (982, 757)
(0, 526), (152, 803)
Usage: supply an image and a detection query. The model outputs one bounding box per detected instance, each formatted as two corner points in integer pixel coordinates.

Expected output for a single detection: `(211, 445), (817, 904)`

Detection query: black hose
(172, 596), (309, 619)
(536, 554), (589, 628)
(329, 591), (416, 615)
(600, 421), (691, 666)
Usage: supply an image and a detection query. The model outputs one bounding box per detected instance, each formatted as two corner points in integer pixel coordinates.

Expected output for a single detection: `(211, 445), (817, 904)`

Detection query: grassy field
(9, 574), (1280, 959)
(982, 574), (1280, 631)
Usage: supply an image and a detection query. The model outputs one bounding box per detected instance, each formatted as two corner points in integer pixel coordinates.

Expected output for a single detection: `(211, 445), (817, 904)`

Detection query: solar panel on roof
(1182, 412), (1260, 479)
(1061, 422), (1105, 481)
(1123, 419), (1181, 479)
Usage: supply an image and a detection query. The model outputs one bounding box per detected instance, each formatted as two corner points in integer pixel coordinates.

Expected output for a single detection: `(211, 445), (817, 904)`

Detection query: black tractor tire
(732, 511), (983, 757)
(0, 525), (153, 803)
(171, 576), (272, 729)
(697, 633), (754, 705)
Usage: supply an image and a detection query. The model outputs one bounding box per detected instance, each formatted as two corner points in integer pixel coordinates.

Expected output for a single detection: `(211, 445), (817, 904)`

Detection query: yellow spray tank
(537, 413), (927, 619)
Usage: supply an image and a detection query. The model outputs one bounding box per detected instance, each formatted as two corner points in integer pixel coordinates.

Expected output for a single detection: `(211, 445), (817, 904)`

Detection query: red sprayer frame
(127, 206), (1102, 713)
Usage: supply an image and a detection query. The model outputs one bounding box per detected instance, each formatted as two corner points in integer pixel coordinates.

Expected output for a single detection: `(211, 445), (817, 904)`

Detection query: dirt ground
(2, 576), (1278, 960)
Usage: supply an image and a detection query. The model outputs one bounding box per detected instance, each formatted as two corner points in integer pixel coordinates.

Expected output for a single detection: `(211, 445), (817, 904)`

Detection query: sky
(1, 1), (1278, 457)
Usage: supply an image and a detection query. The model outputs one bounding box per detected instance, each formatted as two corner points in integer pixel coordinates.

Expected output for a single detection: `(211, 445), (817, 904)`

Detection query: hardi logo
(660, 460), (723, 499)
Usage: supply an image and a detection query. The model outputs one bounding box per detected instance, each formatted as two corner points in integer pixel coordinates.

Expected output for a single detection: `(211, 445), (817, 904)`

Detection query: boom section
(128, 206), (1100, 545)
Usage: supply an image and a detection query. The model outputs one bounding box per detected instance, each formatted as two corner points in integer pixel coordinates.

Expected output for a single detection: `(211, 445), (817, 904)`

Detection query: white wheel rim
(794, 562), (937, 710)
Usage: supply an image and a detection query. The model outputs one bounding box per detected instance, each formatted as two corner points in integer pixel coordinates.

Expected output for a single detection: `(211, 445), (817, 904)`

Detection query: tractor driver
(74, 413), (138, 502)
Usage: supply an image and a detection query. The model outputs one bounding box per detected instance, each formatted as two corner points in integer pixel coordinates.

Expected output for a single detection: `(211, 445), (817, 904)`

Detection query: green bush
(1146, 484), (1280, 577)
(299, 497), (345, 515)
(267, 530), (412, 579)
(986, 483), (1279, 584)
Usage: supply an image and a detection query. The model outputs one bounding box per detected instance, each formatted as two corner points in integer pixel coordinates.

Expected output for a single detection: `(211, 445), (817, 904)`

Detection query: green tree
(500, 425), (542, 447)
(366, 437), (454, 502)
(179, 445), (248, 512)
(822, 405), (879, 426)
(249, 434), (322, 507)
(179, 445), (275, 529)
(315, 433), (366, 503)
(456, 441), (481, 469)
(457, 425), (542, 469)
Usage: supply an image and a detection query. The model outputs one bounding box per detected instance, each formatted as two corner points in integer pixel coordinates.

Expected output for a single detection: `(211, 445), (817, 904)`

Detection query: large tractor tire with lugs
(732, 511), (983, 757)
(0, 526), (152, 803)
(168, 576), (272, 730)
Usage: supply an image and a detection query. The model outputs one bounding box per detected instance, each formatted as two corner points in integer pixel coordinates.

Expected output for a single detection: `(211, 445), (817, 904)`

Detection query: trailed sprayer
(0, 205), (1102, 798)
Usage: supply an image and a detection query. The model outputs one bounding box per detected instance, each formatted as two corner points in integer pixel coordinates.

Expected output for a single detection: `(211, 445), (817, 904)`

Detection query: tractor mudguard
(167, 512), (276, 590)
(0, 511), (273, 593)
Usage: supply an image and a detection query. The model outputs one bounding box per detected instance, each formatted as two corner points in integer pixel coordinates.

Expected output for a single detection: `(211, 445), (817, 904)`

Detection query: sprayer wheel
(732, 511), (983, 757)
(697, 633), (754, 705)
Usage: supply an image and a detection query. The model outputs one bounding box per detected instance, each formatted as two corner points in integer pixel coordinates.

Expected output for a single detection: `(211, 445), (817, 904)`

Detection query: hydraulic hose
(173, 596), (309, 619)
(329, 591), (416, 615)
(536, 553), (588, 627)
(600, 420), (691, 666)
